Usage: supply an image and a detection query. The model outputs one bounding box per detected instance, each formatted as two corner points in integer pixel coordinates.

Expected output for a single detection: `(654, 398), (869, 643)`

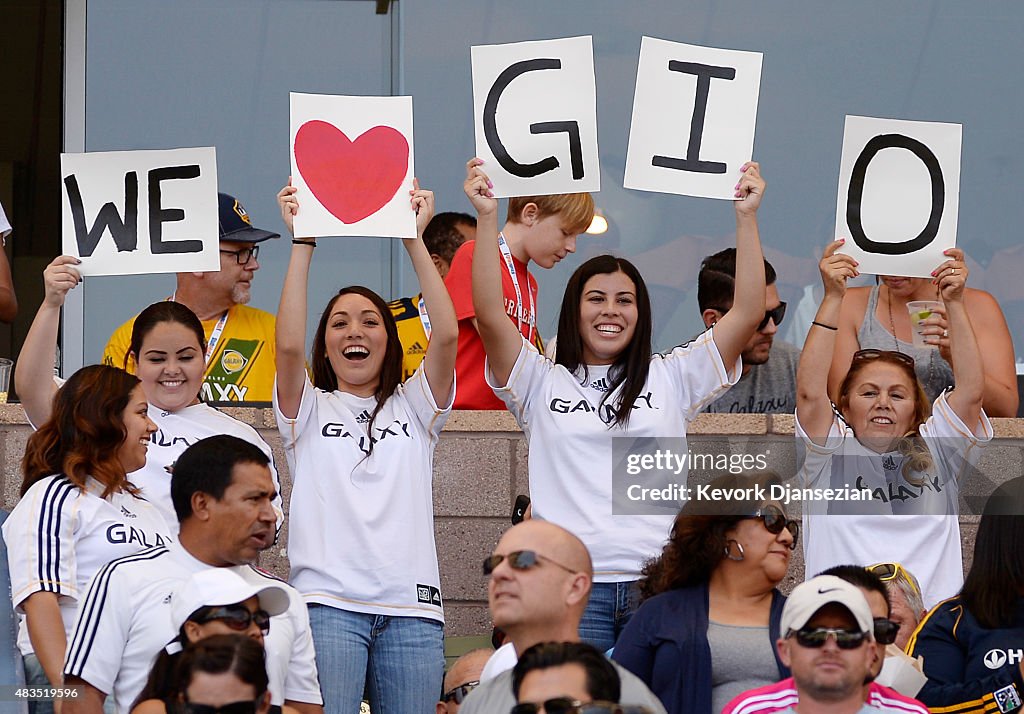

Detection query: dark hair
(175, 634), (268, 703)
(512, 642), (620, 703)
(639, 471), (784, 600)
(310, 286), (403, 457)
(21, 365), (141, 498)
(171, 435), (270, 523)
(818, 565), (891, 617)
(127, 301), (207, 369)
(961, 478), (1024, 628)
(697, 248), (777, 313)
(423, 212), (475, 265)
(555, 255), (652, 427)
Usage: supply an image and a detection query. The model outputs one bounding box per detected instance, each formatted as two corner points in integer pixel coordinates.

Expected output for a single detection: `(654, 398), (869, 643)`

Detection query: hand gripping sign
(290, 93), (416, 239)
(836, 116), (962, 278)
(625, 37), (763, 200)
(472, 35), (600, 198)
(60, 147), (219, 276)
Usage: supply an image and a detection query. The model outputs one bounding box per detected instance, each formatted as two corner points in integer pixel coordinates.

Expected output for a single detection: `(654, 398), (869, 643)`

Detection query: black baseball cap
(218, 192), (280, 243)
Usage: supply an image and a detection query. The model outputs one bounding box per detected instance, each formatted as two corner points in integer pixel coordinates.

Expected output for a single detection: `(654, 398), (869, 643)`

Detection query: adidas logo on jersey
(417, 584), (442, 607)
(163, 593), (173, 604)
(882, 455), (898, 471)
(407, 341), (426, 355)
(589, 377), (610, 392)
(356, 410), (372, 424)
(120, 505), (136, 519)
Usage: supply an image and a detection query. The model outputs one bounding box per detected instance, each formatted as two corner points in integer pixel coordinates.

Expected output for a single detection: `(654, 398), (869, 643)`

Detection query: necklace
(883, 284), (936, 390)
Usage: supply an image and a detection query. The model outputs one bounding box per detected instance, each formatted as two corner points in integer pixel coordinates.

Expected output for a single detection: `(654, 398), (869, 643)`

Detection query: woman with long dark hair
(907, 477), (1024, 711)
(275, 179), (457, 714)
(612, 472), (796, 714)
(16, 262), (283, 534)
(2, 363), (168, 702)
(464, 157), (768, 651)
(797, 240), (989, 607)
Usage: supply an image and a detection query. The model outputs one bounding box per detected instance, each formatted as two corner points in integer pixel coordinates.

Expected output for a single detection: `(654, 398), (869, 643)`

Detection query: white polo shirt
(274, 367), (452, 621)
(3, 475), (171, 656)
(134, 402), (284, 533)
(489, 329), (740, 581)
(797, 392), (992, 608)
(63, 541), (321, 712)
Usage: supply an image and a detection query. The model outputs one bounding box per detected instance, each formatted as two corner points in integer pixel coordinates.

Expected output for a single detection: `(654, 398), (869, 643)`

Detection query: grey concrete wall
(0, 407), (1015, 637)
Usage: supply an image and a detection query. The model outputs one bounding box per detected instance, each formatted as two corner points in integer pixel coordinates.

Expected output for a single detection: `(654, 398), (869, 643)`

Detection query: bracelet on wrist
(811, 320), (838, 331)
(292, 239), (317, 247)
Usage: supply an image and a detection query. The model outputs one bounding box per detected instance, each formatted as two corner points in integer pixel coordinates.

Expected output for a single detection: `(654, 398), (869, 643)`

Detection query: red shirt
(444, 240), (543, 410)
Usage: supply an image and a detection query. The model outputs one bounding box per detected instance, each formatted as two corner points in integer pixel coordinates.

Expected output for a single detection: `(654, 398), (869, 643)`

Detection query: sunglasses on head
(873, 617), (900, 646)
(747, 506), (799, 550)
(191, 604), (271, 636)
(511, 700), (650, 714)
(708, 303), (787, 331)
(852, 349), (915, 369)
(483, 550), (577, 577)
(182, 699), (261, 714)
(867, 562), (922, 598)
(442, 680), (479, 705)
(791, 627), (869, 650)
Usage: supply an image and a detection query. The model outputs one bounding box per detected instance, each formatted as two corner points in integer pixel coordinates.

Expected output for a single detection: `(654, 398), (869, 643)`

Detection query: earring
(724, 540), (745, 561)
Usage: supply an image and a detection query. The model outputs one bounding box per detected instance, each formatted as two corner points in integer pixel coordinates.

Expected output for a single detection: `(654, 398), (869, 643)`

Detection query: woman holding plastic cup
(828, 248), (1017, 416)
(799, 241), (990, 608)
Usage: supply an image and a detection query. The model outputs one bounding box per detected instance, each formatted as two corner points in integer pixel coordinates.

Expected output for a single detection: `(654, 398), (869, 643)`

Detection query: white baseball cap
(781, 575), (874, 635)
(171, 568), (291, 632)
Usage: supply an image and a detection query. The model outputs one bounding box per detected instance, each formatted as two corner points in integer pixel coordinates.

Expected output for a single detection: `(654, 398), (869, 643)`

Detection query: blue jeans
(578, 581), (641, 654)
(307, 605), (444, 714)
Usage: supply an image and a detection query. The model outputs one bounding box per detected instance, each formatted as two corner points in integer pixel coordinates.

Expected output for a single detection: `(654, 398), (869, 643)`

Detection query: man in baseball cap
(103, 192), (281, 403)
(774, 575), (881, 713)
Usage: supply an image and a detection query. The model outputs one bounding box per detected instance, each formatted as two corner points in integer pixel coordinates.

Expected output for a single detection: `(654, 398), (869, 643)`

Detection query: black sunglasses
(182, 699), (260, 714)
(852, 348), (915, 369)
(191, 604), (271, 635)
(708, 303), (786, 331)
(483, 550), (577, 577)
(220, 245), (260, 265)
(792, 627), (869, 650)
(511, 700), (650, 714)
(873, 617), (900, 646)
(748, 506), (799, 550)
(443, 680), (479, 704)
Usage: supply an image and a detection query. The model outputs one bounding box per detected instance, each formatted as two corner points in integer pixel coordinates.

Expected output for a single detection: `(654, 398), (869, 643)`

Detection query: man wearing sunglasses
(438, 648), (492, 714)
(104, 192), (280, 403)
(63, 436), (322, 714)
(459, 521), (666, 714)
(698, 248), (799, 414)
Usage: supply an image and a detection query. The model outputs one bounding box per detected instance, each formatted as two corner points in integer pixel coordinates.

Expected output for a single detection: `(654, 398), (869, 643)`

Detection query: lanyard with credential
(497, 233), (535, 344)
(168, 294), (229, 367)
(417, 295), (432, 340)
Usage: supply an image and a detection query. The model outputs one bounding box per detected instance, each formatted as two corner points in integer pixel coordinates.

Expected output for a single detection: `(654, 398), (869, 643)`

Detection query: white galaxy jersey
(796, 391), (992, 608)
(274, 365), (452, 622)
(63, 541), (321, 712)
(134, 402), (283, 533)
(488, 329), (740, 581)
(2, 475), (171, 656)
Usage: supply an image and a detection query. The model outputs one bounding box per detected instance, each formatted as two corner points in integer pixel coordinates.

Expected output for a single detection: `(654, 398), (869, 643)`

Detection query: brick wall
(1, 407), (1018, 637)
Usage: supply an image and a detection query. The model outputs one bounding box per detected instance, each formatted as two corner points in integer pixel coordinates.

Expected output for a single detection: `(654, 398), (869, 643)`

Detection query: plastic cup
(907, 301), (942, 350)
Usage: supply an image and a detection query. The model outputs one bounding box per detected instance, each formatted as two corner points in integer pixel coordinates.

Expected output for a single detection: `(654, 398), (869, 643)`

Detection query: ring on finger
(943, 329), (949, 338)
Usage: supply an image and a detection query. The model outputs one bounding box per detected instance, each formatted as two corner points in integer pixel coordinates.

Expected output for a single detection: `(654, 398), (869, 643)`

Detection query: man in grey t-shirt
(698, 248), (799, 414)
(458, 521), (666, 714)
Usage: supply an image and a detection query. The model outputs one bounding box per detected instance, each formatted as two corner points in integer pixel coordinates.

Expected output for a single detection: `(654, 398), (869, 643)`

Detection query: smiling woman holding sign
(465, 157), (768, 652)
(796, 241), (991, 608)
(275, 179), (457, 714)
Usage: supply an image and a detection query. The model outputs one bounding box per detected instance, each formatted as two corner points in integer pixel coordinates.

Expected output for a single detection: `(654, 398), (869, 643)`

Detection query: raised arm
(828, 288), (870, 402)
(711, 162), (767, 366)
(932, 249), (983, 426)
(16, 256), (81, 425)
(275, 180), (312, 419)
(405, 181), (457, 405)
(797, 240), (860, 444)
(466, 158), (522, 385)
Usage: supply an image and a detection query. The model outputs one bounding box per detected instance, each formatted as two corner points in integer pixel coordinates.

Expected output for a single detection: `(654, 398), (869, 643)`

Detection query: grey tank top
(857, 285), (954, 402)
